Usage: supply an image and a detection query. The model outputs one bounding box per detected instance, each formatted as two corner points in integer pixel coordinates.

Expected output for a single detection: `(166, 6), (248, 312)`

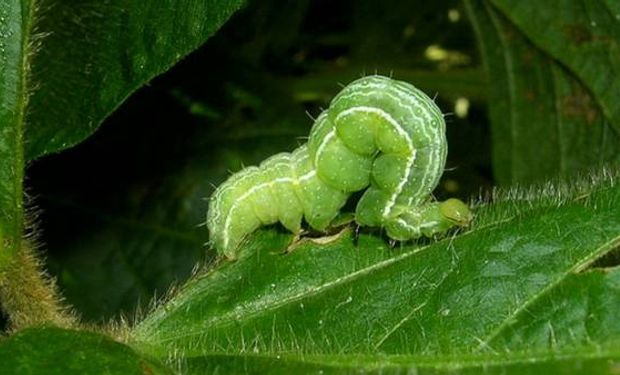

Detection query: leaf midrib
(477, 233), (620, 350)
(489, 0), (620, 135)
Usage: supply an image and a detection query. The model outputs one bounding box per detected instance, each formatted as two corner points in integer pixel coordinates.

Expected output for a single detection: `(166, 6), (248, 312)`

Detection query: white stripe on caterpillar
(333, 106), (415, 219)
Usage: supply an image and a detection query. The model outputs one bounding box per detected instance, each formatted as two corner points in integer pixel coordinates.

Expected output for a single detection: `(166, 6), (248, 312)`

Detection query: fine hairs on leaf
(114, 255), (227, 352)
(471, 166), (618, 231)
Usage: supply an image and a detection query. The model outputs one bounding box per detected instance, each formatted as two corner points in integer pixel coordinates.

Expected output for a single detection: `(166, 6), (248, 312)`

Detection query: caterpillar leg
(285, 212), (356, 254)
(285, 226), (352, 254)
(284, 229), (304, 254)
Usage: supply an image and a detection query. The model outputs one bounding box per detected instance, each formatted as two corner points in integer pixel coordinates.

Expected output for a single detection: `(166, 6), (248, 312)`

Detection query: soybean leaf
(0, 326), (172, 374)
(0, 0), (245, 290)
(465, 0), (620, 185)
(131, 170), (620, 372)
(22, 0), (245, 160)
(491, 0), (620, 132)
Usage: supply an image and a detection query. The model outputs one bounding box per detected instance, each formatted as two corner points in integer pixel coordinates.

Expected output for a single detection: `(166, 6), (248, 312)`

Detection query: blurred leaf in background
(465, 0), (620, 184)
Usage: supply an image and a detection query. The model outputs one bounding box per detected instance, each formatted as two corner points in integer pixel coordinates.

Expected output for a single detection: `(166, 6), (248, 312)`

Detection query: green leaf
(465, 0), (620, 185)
(23, 0), (245, 160)
(0, 326), (172, 374)
(487, 267), (620, 350)
(130, 170), (620, 371)
(491, 0), (620, 132)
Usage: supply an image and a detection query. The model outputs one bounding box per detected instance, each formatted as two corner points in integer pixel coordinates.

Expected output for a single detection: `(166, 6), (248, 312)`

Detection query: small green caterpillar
(207, 75), (472, 259)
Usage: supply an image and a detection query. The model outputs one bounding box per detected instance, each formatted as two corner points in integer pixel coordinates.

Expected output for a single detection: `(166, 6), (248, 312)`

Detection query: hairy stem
(0, 240), (76, 331)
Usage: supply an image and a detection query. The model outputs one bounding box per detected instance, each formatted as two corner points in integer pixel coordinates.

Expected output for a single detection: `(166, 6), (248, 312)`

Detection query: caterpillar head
(439, 198), (473, 227)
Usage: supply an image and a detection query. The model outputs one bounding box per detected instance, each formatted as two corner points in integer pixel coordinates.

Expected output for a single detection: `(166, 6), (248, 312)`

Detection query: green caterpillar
(207, 75), (472, 259)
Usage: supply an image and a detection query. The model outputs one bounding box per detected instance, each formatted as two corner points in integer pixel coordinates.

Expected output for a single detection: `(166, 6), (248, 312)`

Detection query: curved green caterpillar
(207, 75), (472, 259)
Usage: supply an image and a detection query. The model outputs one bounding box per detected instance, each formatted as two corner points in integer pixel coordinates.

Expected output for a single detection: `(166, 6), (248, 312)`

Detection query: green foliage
(1, 0), (244, 265)
(24, 0), (245, 160)
(131, 171), (620, 372)
(0, 326), (172, 375)
(0, 0), (619, 373)
(465, 0), (620, 184)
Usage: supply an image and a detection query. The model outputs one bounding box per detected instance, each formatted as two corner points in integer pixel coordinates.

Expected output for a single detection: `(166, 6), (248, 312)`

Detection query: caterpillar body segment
(206, 146), (347, 259)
